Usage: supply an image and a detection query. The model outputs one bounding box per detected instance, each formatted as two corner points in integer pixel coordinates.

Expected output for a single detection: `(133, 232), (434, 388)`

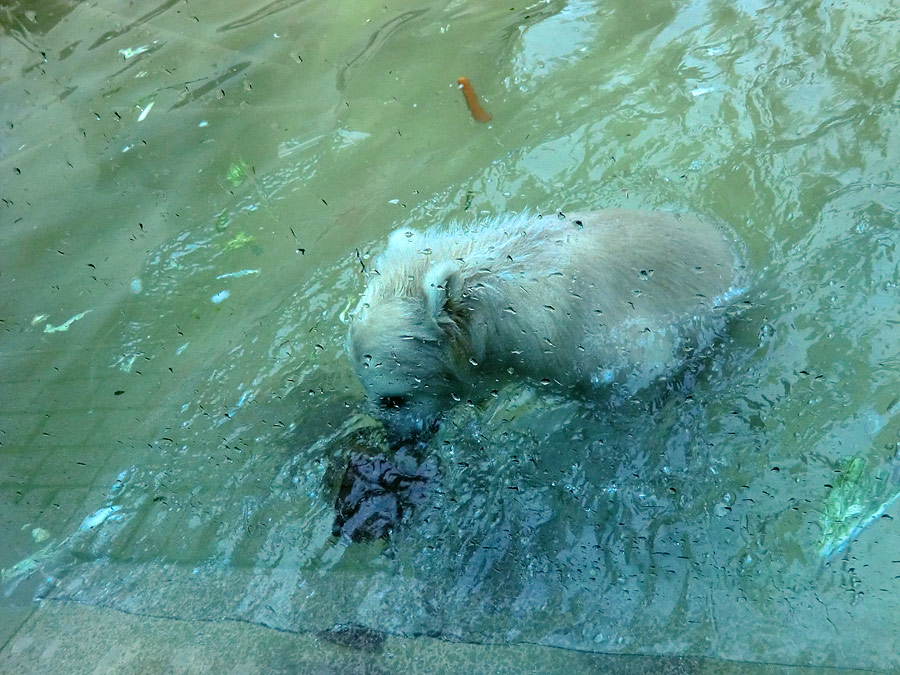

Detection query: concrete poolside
(1, 601), (857, 675)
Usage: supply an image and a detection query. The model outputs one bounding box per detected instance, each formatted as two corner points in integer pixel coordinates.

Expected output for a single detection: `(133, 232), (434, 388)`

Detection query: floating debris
(137, 100), (155, 122)
(334, 129), (371, 149)
(119, 45), (150, 60)
(457, 76), (492, 123)
(211, 290), (230, 304)
(78, 505), (122, 532)
(226, 160), (250, 187)
(44, 310), (92, 333)
(818, 455), (900, 557)
(223, 232), (255, 251)
(215, 269), (260, 280)
(31, 527), (51, 543)
(114, 353), (138, 372)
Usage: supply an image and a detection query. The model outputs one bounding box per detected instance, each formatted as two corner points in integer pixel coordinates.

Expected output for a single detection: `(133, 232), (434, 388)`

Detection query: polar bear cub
(347, 209), (745, 440)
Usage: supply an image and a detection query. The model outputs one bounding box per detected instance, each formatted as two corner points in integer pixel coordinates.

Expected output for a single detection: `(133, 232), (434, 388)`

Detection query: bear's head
(347, 258), (475, 442)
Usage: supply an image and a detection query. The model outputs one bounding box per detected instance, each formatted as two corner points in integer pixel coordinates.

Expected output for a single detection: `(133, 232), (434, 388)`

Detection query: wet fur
(347, 209), (745, 439)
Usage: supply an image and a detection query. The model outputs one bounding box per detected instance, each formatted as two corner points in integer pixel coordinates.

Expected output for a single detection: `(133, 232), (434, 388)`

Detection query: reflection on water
(1, 0), (899, 670)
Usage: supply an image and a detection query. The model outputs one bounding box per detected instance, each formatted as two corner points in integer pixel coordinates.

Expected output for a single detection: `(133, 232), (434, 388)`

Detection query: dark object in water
(317, 623), (386, 652)
(333, 446), (437, 542)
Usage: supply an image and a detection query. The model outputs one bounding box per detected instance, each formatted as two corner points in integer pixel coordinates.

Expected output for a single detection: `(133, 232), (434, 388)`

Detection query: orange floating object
(457, 76), (492, 123)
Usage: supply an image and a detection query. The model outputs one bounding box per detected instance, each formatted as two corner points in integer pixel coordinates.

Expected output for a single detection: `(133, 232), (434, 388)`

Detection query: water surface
(1, 0), (898, 671)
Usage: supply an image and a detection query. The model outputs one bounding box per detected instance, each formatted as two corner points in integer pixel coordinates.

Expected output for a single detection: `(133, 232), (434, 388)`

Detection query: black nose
(379, 395), (407, 410)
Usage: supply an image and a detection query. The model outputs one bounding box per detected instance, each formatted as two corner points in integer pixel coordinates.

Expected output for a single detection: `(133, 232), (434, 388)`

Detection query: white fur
(347, 209), (745, 439)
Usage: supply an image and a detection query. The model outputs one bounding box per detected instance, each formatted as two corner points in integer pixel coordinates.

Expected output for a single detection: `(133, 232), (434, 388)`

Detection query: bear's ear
(386, 227), (421, 253)
(423, 261), (465, 325)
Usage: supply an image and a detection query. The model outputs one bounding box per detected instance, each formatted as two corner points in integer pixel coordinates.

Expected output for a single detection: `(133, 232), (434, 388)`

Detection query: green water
(1, 0), (898, 671)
